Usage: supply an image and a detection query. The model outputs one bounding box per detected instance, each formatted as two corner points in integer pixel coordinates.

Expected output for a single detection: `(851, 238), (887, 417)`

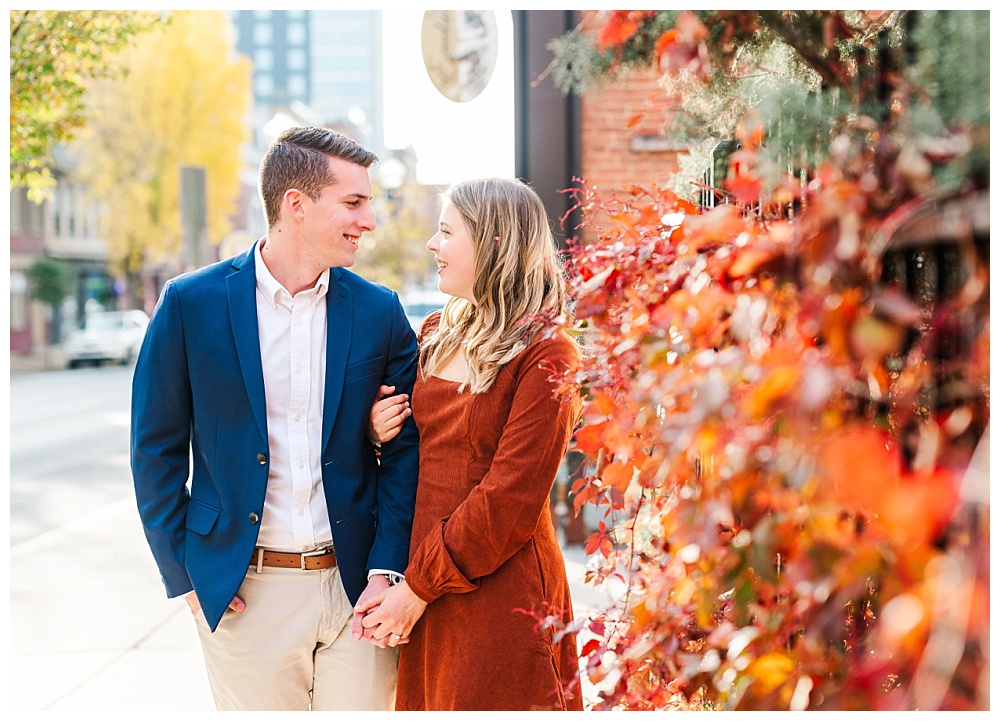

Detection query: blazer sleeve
(366, 291), (420, 575)
(130, 281), (195, 598)
(405, 334), (581, 603)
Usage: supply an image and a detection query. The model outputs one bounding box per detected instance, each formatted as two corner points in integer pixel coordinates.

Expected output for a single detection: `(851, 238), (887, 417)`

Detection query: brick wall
(577, 11), (684, 241)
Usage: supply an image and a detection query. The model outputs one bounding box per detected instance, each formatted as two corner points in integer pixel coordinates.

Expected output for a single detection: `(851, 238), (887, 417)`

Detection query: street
(9, 364), (619, 712)
(11, 365), (135, 546)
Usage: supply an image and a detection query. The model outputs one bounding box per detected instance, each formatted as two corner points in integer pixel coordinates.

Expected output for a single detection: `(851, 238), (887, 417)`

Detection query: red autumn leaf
(598, 11), (639, 50)
(654, 28), (679, 61)
(878, 468), (960, 550)
(658, 35), (706, 78)
(584, 530), (614, 558)
(728, 245), (782, 278)
(572, 481), (602, 513)
(675, 10), (709, 43)
(684, 203), (747, 249)
(736, 113), (766, 149)
(581, 638), (603, 657)
(574, 421), (609, 454)
(584, 531), (602, 555)
(575, 287), (610, 320)
(601, 460), (635, 493)
(724, 173), (762, 205)
(817, 427), (899, 512)
(586, 392), (617, 418)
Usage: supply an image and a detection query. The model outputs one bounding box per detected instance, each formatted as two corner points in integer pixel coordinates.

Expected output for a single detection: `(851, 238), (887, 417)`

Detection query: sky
(380, 9), (515, 187)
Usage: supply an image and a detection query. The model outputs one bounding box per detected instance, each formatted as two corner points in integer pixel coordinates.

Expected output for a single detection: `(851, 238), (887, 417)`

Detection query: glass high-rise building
(231, 9), (384, 156)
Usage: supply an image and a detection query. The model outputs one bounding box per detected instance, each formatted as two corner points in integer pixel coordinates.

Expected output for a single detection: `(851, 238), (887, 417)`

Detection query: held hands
(367, 385), (411, 445)
(351, 574), (394, 644)
(352, 579), (428, 649)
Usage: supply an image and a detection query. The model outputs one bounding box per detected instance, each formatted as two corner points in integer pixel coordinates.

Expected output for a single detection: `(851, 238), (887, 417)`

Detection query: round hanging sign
(421, 10), (498, 103)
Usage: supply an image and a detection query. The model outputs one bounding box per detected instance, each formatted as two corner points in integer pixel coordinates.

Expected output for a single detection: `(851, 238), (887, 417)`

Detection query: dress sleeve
(405, 333), (582, 603)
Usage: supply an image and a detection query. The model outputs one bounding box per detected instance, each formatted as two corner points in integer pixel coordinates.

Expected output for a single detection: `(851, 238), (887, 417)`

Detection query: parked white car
(64, 309), (150, 368)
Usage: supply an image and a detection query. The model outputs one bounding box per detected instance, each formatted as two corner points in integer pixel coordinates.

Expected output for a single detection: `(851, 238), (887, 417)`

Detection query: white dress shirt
(251, 242), (400, 583)
(254, 241), (333, 552)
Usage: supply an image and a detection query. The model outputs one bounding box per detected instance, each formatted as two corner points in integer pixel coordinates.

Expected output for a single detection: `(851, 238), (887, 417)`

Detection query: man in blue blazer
(131, 127), (419, 710)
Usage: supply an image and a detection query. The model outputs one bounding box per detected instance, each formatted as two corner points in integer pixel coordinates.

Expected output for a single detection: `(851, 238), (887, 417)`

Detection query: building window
(65, 183), (77, 237)
(10, 272), (28, 331)
(287, 21), (306, 45)
(254, 22), (272, 44)
(10, 189), (23, 233)
(287, 74), (307, 97)
(255, 48), (273, 70)
(255, 73), (274, 96)
(53, 186), (63, 235)
(287, 48), (306, 70)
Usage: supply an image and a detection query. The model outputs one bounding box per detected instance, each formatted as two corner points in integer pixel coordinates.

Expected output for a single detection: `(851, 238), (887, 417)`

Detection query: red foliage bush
(544, 11), (989, 710)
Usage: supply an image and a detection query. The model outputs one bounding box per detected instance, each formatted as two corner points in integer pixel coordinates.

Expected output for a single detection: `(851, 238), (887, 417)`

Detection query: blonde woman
(353, 178), (583, 711)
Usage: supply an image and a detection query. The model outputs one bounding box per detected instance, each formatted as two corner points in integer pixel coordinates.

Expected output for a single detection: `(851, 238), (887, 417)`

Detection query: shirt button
(297, 508), (305, 516)
(249, 512), (260, 524)
(298, 462), (304, 469)
(257, 453), (267, 465)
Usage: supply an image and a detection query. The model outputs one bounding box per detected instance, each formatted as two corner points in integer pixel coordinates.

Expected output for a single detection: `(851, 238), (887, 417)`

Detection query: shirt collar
(254, 238), (330, 309)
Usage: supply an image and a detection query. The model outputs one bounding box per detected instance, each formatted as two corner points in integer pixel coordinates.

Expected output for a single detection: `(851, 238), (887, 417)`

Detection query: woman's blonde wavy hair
(421, 177), (567, 393)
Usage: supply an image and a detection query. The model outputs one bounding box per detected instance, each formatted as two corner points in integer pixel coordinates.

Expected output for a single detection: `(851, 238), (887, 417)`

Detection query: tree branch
(757, 10), (844, 89)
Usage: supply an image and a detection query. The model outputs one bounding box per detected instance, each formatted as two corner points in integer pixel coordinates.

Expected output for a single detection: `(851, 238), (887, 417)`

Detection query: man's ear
(283, 188), (307, 221)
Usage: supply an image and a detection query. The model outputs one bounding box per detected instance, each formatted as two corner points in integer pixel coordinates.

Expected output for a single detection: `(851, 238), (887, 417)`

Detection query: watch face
(421, 10), (498, 103)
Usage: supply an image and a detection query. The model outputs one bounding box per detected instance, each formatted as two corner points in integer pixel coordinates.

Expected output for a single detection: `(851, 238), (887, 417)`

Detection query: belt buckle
(300, 546), (332, 570)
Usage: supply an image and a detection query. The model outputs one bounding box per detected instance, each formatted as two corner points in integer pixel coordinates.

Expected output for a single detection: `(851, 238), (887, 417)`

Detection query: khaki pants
(192, 564), (398, 711)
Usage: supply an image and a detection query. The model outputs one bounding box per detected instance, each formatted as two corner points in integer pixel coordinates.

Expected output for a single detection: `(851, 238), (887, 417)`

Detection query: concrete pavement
(10, 496), (214, 713)
(9, 488), (619, 713)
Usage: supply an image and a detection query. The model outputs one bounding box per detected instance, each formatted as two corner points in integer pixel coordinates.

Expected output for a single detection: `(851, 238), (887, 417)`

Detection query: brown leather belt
(249, 546), (337, 571)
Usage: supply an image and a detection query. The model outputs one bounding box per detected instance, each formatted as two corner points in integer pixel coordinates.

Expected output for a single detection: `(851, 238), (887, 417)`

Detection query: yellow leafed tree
(73, 10), (251, 304)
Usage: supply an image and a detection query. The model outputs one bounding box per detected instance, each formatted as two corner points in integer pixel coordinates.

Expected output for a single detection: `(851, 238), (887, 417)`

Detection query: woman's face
(427, 201), (476, 302)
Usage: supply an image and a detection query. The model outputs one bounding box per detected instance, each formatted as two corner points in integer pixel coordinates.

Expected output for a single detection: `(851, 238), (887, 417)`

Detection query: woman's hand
(355, 580), (428, 648)
(367, 385), (411, 445)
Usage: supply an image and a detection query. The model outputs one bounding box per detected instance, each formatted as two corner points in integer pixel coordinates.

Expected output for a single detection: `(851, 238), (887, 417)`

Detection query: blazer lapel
(322, 269), (352, 452)
(226, 245), (268, 444)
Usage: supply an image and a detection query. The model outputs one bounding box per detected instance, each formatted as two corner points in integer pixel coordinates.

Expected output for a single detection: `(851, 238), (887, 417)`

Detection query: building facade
(231, 9), (384, 156)
(9, 169), (117, 355)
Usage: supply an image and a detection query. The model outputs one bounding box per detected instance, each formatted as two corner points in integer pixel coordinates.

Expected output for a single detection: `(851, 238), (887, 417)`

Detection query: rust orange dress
(395, 314), (583, 711)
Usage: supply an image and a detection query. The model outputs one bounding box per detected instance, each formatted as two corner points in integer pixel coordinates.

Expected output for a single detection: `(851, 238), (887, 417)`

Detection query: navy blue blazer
(130, 244), (419, 632)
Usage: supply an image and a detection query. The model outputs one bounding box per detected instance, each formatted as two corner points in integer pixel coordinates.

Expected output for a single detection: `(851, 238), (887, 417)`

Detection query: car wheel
(68, 359), (80, 370)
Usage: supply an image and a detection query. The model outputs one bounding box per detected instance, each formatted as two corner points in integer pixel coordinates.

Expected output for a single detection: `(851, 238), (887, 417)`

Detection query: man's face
(301, 155), (377, 269)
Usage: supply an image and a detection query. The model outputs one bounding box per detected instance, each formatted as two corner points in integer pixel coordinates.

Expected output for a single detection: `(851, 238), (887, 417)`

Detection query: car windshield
(85, 314), (125, 331)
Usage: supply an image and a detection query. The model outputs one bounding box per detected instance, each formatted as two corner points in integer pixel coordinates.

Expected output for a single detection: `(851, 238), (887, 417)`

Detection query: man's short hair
(258, 126), (378, 228)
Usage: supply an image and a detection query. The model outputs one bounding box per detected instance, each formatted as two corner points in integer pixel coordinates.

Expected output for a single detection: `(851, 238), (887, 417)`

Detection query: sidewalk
(10, 498), (214, 713)
(9, 495), (617, 713)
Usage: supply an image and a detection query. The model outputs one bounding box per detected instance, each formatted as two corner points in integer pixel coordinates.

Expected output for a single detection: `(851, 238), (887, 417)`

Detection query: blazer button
(257, 453), (267, 465)
(249, 512), (260, 524)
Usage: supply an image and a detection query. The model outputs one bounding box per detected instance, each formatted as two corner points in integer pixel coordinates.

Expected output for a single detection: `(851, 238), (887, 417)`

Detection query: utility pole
(180, 165), (207, 269)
